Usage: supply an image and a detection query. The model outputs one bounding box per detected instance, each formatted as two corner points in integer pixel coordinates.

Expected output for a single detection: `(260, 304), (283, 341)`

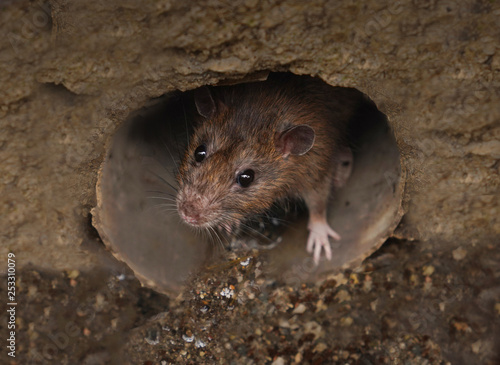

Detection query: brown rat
(176, 73), (357, 264)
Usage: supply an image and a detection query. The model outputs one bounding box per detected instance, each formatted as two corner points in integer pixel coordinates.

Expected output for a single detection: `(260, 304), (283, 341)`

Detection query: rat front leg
(303, 162), (346, 265)
(305, 146), (353, 264)
(304, 194), (341, 265)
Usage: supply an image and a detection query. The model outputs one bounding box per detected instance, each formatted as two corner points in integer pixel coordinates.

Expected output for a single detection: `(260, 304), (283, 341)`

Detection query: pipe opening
(92, 72), (404, 293)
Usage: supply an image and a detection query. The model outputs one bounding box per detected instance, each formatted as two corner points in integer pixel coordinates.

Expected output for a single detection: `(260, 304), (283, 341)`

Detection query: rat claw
(314, 239), (322, 265)
(326, 226), (341, 241)
(306, 232), (314, 254)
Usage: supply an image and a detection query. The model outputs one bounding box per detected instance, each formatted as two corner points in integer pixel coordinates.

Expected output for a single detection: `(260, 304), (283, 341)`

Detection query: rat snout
(178, 199), (204, 225)
(177, 189), (213, 227)
(178, 200), (203, 225)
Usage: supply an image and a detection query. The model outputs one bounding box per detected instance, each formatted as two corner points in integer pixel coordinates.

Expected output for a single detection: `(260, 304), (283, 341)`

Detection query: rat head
(176, 85), (315, 231)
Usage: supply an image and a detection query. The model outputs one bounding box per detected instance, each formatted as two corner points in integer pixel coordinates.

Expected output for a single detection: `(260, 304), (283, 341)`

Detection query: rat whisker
(238, 223), (274, 244)
(208, 226), (226, 252)
(145, 190), (177, 197)
(160, 136), (182, 176)
(145, 170), (178, 192)
(182, 98), (190, 147)
(145, 196), (177, 202)
(144, 204), (178, 214)
(150, 206), (178, 211)
(156, 209), (179, 217)
(203, 226), (222, 252)
(204, 229), (214, 250)
(157, 208), (179, 214)
(215, 212), (274, 245)
(140, 156), (177, 182)
(152, 206), (178, 211)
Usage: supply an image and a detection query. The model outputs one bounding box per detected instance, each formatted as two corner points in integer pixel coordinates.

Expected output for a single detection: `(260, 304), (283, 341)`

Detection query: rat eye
(237, 169), (254, 188)
(194, 145), (207, 162)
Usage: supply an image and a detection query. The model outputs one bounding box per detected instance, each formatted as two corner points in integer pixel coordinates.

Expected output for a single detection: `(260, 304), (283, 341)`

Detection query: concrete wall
(1, 0), (498, 271)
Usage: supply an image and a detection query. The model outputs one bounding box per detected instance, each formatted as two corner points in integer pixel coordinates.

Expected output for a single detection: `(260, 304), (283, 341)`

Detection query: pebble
(422, 265), (435, 276)
(279, 319), (291, 328)
(182, 334), (195, 343)
(410, 274), (419, 285)
(340, 316), (353, 327)
(452, 247), (467, 261)
(145, 328), (159, 345)
(452, 321), (470, 332)
(350, 273), (359, 285)
(304, 321), (323, 339)
(195, 339), (206, 348)
(439, 302), (446, 312)
(220, 287), (234, 298)
(471, 340), (484, 354)
(315, 299), (327, 312)
(363, 276), (373, 292)
(293, 303), (307, 314)
(335, 290), (351, 302)
(67, 270), (80, 279)
(314, 342), (328, 352)
(327, 273), (348, 286)
(272, 357), (285, 365)
(240, 257), (251, 266)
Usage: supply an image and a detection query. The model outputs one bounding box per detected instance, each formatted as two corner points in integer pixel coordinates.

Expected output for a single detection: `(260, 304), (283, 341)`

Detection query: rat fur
(176, 73), (360, 264)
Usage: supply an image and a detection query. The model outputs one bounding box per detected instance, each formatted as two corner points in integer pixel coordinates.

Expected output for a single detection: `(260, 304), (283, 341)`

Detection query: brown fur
(176, 73), (362, 229)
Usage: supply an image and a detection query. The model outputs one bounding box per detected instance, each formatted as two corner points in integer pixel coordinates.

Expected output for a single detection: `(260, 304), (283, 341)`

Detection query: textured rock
(0, 0), (498, 271)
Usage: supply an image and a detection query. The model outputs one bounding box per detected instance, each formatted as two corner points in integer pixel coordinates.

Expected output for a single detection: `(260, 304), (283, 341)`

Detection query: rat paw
(306, 222), (341, 265)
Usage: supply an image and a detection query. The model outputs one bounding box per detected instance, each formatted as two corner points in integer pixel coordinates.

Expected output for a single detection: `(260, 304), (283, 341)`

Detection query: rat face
(176, 122), (282, 231)
(175, 85), (316, 232)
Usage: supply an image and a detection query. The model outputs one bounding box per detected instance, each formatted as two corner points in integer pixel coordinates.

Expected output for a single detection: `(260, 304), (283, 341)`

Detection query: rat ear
(194, 87), (216, 118)
(276, 125), (315, 158)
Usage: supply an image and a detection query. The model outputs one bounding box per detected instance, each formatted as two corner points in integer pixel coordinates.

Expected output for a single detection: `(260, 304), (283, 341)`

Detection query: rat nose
(177, 197), (207, 226)
(181, 210), (201, 225)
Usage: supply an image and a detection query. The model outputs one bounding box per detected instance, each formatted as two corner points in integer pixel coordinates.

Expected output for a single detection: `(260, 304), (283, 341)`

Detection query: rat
(176, 73), (356, 264)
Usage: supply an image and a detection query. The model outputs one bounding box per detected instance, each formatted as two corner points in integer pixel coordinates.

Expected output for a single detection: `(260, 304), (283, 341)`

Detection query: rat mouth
(178, 210), (212, 227)
(176, 188), (231, 229)
(178, 209), (236, 234)
(177, 202), (224, 229)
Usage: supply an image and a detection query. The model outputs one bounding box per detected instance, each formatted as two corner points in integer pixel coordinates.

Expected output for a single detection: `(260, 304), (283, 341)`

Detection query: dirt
(2, 238), (499, 364)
